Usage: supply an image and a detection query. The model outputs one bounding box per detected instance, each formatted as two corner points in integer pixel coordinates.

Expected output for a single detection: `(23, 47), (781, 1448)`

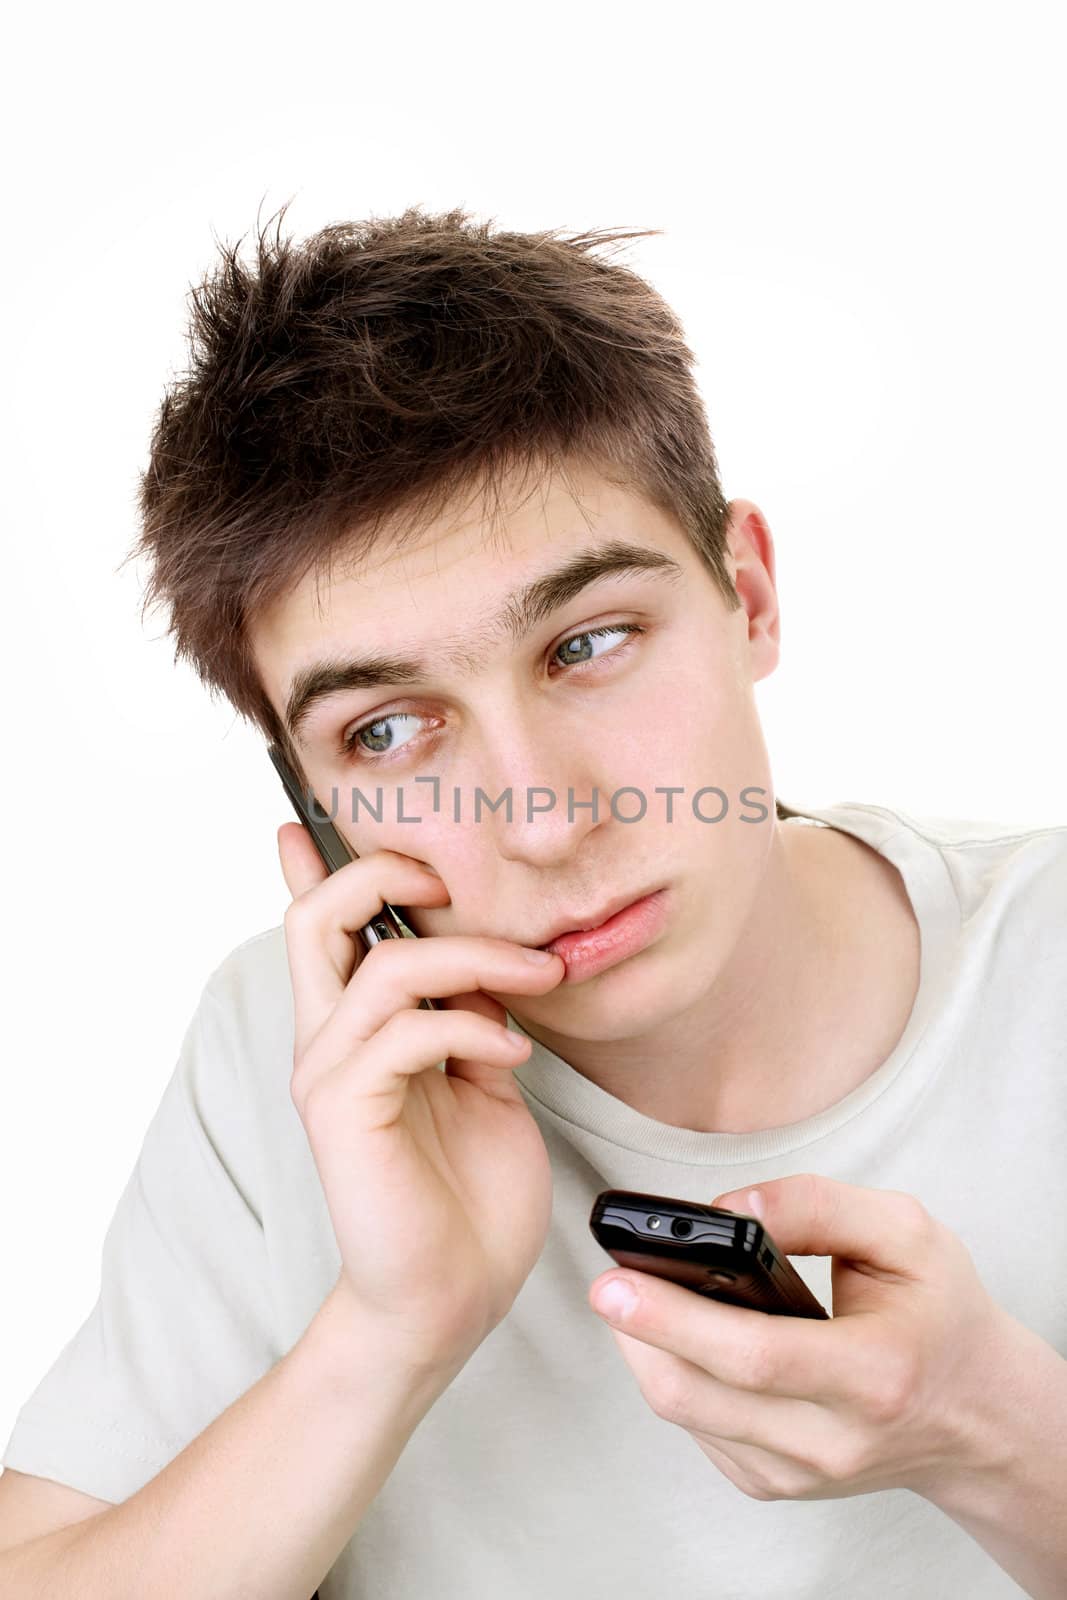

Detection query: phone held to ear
(268, 743), (439, 1012)
(590, 1190), (830, 1318)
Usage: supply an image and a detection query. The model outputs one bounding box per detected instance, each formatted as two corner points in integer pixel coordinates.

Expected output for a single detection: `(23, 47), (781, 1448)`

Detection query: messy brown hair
(126, 201), (749, 785)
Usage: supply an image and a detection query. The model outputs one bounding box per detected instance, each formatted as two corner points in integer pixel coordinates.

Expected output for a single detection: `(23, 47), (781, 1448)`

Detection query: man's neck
(517, 820), (922, 1134)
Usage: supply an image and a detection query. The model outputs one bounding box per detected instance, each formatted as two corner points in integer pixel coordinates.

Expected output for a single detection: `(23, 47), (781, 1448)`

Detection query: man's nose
(473, 723), (606, 868)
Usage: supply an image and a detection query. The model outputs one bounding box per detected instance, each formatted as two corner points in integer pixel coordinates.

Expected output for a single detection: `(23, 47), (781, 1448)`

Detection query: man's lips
(535, 889), (671, 979)
(534, 886), (665, 949)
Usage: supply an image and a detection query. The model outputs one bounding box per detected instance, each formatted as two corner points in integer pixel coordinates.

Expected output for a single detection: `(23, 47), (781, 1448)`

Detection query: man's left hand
(588, 1173), (1018, 1503)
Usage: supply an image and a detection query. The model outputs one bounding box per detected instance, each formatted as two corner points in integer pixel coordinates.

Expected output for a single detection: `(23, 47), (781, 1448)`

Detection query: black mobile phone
(589, 1189), (830, 1319)
(268, 743), (438, 1013)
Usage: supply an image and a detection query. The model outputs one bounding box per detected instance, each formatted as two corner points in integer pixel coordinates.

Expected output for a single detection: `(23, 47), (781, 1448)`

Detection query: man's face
(250, 458), (781, 1042)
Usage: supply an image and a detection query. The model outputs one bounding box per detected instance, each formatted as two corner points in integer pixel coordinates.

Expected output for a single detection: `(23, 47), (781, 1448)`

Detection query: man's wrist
(307, 1279), (467, 1409)
(919, 1305), (1024, 1520)
(919, 1309), (1067, 1600)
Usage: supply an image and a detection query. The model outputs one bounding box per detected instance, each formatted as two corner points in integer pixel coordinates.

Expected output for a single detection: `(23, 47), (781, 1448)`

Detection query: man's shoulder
(791, 796), (1067, 932)
(205, 922), (291, 993)
(861, 801), (1067, 931)
(197, 924), (294, 1059)
(887, 803), (1065, 880)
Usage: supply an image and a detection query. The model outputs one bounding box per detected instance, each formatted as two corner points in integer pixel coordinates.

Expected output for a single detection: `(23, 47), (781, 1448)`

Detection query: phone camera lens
(671, 1218), (693, 1238)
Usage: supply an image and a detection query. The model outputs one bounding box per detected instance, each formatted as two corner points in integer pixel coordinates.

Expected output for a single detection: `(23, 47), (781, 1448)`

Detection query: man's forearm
(924, 1312), (1067, 1600)
(0, 1285), (459, 1600)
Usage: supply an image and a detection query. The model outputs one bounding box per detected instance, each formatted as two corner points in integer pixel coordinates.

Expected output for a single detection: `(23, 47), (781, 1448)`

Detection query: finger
(437, 986), (529, 1027)
(296, 1005), (534, 1135)
(607, 1324), (838, 1465)
(277, 821), (329, 898)
(435, 989), (536, 1076)
(712, 1174), (937, 1282)
(282, 848), (450, 1054)
(307, 937), (563, 1075)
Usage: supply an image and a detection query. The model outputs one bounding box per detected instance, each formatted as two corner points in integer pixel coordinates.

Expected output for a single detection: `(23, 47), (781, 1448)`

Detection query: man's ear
(724, 501), (781, 680)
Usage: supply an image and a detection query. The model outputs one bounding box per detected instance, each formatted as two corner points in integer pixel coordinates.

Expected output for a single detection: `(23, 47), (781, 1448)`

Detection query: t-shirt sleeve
(1, 978), (282, 1504)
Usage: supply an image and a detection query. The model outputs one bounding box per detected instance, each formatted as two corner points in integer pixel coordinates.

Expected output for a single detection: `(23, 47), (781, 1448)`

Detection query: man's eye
(550, 622), (644, 670)
(341, 711), (422, 763)
(338, 622), (645, 765)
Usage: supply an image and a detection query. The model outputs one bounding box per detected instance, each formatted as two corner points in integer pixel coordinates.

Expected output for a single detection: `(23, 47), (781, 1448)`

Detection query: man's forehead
(251, 462), (697, 733)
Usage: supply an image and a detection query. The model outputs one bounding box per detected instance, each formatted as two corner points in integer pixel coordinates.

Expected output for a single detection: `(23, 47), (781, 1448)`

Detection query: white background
(2, 2), (1064, 1457)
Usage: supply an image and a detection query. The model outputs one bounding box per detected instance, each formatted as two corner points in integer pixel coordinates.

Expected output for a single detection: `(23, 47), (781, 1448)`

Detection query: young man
(2, 205), (1065, 1599)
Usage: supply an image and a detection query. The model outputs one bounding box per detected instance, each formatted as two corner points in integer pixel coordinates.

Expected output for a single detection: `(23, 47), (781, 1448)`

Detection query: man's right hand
(277, 824), (565, 1377)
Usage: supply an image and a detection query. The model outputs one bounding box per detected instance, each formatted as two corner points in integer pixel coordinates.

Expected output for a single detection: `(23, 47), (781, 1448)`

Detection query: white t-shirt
(4, 798), (1065, 1599)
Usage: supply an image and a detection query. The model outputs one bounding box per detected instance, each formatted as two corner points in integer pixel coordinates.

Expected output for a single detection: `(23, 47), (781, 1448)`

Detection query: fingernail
(523, 947), (556, 963)
(595, 1280), (637, 1320)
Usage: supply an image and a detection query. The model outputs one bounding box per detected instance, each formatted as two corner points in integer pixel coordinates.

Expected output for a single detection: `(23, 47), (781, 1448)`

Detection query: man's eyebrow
(284, 539), (685, 746)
